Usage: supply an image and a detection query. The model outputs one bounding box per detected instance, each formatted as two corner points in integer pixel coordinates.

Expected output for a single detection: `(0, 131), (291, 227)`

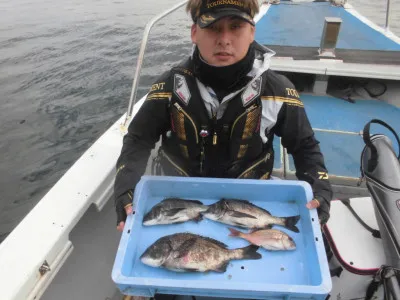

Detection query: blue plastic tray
(112, 176), (331, 299)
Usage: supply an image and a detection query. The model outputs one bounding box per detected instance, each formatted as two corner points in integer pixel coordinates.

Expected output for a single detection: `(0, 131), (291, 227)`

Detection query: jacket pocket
(171, 102), (199, 144)
(237, 151), (273, 179)
(230, 104), (261, 160)
(159, 149), (190, 177)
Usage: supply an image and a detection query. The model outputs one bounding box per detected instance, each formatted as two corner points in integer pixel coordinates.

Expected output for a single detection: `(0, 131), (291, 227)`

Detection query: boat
(0, 0), (399, 299)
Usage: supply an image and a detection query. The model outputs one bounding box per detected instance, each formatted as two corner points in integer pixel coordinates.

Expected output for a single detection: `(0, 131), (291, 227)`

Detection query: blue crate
(112, 176), (331, 299)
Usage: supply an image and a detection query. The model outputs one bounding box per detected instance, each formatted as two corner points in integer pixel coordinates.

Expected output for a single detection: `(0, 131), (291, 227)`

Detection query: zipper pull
(174, 102), (182, 111)
(213, 132), (218, 145)
(212, 112), (218, 146)
(199, 126), (209, 174)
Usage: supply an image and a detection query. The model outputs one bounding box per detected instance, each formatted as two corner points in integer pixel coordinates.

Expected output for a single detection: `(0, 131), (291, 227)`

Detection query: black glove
(315, 195), (330, 224)
(115, 190), (133, 225)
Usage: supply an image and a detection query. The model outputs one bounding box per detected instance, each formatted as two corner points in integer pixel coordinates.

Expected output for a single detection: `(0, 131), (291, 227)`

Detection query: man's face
(191, 17), (255, 67)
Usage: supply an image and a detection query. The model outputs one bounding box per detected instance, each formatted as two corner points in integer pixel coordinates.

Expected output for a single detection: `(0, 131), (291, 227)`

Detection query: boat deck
(266, 46), (400, 65)
(290, 95), (400, 179)
(255, 2), (400, 64)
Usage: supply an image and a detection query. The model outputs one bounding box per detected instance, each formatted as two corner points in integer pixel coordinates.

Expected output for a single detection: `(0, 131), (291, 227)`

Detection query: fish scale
(203, 198), (301, 233)
(140, 232), (262, 273)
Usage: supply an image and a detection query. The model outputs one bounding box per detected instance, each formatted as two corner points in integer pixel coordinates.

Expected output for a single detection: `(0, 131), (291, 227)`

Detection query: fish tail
(200, 205), (209, 211)
(228, 227), (243, 237)
(284, 215), (300, 233)
(236, 245), (262, 260)
(194, 214), (203, 222)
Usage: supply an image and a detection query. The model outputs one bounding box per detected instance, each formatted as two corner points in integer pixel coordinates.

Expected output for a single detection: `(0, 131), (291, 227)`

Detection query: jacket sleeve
(272, 75), (333, 209)
(114, 72), (171, 199)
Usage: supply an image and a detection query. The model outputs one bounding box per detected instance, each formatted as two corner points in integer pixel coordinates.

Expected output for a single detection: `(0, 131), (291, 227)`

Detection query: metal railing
(125, 0), (189, 125)
(386, 0), (391, 30)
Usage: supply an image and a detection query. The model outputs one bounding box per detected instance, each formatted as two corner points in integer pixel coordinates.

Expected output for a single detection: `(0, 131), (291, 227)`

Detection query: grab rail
(125, 0), (189, 125)
(386, 0), (391, 30)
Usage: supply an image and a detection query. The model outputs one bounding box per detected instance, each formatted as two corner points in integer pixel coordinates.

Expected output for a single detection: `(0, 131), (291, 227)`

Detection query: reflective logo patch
(174, 74), (191, 106)
(150, 82), (165, 92)
(318, 172), (329, 180)
(242, 77), (262, 107)
(286, 88), (300, 98)
(200, 14), (215, 23)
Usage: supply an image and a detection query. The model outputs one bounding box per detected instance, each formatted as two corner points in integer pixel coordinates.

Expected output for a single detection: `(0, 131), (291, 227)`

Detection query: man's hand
(116, 190), (134, 232)
(306, 197), (330, 224)
(306, 198), (320, 210)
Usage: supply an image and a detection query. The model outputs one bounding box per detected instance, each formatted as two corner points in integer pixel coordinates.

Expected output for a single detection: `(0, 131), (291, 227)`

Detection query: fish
(202, 198), (300, 233)
(228, 228), (296, 251)
(143, 198), (208, 226)
(140, 232), (262, 273)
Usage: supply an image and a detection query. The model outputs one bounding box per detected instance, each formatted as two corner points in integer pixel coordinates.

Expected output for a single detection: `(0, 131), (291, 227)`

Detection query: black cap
(195, 0), (255, 28)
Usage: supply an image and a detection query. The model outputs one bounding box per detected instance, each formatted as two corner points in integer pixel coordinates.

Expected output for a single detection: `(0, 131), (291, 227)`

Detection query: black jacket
(114, 45), (333, 218)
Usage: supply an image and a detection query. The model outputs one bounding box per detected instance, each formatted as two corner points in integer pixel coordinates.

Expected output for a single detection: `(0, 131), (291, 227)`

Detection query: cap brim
(197, 9), (255, 28)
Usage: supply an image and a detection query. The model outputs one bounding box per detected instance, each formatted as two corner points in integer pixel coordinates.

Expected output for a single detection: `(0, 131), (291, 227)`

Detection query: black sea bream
(140, 232), (261, 273)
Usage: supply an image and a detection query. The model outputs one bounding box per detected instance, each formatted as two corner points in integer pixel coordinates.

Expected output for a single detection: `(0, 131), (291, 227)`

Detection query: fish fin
(161, 197), (184, 203)
(222, 198), (271, 215)
(238, 200), (272, 215)
(233, 223), (248, 229)
(158, 199), (176, 207)
(200, 236), (228, 249)
(221, 198), (254, 208)
(256, 206), (271, 215)
(238, 245), (262, 260)
(161, 198), (203, 205)
(181, 268), (200, 272)
(228, 227), (243, 237)
(228, 211), (257, 219)
(222, 198), (251, 204)
(246, 203), (271, 215)
(284, 215), (301, 233)
(214, 261), (229, 273)
(164, 208), (186, 217)
(220, 198), (249, 202)
(168, 218), (187, 224)
(187, 199), (204, 205)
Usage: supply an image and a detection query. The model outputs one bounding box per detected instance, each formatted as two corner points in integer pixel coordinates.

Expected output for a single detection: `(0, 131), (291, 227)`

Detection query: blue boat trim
(255, 2), (400, 51)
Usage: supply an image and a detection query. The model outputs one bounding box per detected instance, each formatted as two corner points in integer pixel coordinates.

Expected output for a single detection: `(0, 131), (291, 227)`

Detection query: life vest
(158, 59), (274, 179)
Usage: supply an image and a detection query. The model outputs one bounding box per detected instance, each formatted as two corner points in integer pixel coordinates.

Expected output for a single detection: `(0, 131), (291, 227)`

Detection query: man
(114, 0), (332, 231)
